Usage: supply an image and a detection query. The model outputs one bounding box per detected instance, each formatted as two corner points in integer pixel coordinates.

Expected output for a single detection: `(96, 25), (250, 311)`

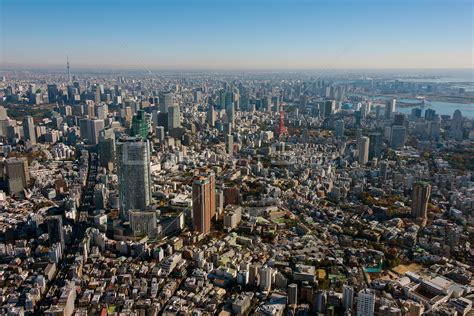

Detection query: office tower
(394, 113), (406, 126)
(379, 160), (388, 182)
(263, 96), (272, 112)
(46, 215), (65, 250)
(207, 105), (216, 127)
(193, 177), (211, 234)
(390, 126), (406, 149)
(357, 289), (375, 316)
(208, 171), (216, 220)
(96, 103), (108, 120)
(288, 283), (298, 306)
(116, 138), (152, 220)
(428, 120), (440, 140)
(159, 91), (173, 113)
(47, 84), (58, 103)
(168, 104), (181, 129)
(66, 57), (72, 84)
(259, 267), (272, 291)
(334, 119), (344, 139)
(324, 100), (335, 118)
(226, 134), (234, 155)
(385, 99), (396, 119)
(0, 106), (7, 121)
(130, 110), (149, 139)
(411, 108), (422, 119)
(360, 102), (371, 117)
(22, 116), (36, 145)
(98, 128), (115, 169)
(6, 157), (29, 194)
(358, 136), (369, 165)
(368, 132), (382, 160)
(343, 284), (354, 312)
(411, 182), (431, 224)
(86, 119), (105, 145)
(424, 108), (436, 121)
(94, 85), (101, 104)
(156, 126), (165, 141)
(226, 102), (235, 127)
(451, 109), (463, 141)
(157, 112), (169, 131)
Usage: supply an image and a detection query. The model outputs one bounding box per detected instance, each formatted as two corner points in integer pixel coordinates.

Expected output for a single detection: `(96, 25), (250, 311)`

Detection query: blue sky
(1, 0), (472, 69)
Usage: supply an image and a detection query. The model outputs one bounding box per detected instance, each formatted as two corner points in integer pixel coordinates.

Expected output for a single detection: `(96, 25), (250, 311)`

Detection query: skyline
(1, 0), (473, 70)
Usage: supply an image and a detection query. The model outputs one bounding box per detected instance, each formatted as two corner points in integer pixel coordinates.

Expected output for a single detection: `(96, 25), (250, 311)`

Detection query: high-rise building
(394, 113), (406, 126)
(385, 99), (396, 119)
(323, 100), (335, 118)
(23, 116), (36, 145)
(368, 132), (382, 160)
(98, 128), (115, 169)
(6, 157), (29, 194)
(192, 170), (216, 234)
(288, 283), (298, 306)
(0, 106), (7, 121)
(207, 105), (216, 127)
(390, 126), (406, 149)
(259, 267), (272, 292)
(226, 134), (234, 155)
(379, 160), (389, 182)
(116, 137), (152, 220)
(411, 108), (422, 119)
(46, 215), (65, 250)
(94, 85), (101, 104)
(343, 284), (354, 312)
(168, 104), (181, 129)
(159, 92), (173, 113)
(226, 102), (235, 127)
(357, 289), (375, 316)
(451, 109), (463, 141)
(358, 136), (370, 165)
(411, 182), (431, 224)
(130, 110), (149, 139)
(193, 177), (211, 234)
(334, 119), (345, 139)
(424, 108), (436, 121)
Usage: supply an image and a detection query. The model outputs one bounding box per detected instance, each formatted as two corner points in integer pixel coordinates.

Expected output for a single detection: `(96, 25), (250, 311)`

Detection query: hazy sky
(1, 0), (473, 70)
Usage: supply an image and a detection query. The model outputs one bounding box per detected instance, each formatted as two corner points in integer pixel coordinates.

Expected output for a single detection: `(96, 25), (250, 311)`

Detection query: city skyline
(1, 0), (473, 70)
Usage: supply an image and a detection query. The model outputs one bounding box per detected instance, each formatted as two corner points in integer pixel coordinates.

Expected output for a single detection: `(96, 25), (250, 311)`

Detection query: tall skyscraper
(168, 104), (181, 129)
(368, 132), (382, 160)
(323, 100), (335, 118)
(94, 85), (101, 104)
(385, 99), (396, 119)
(357, 289), (375, 316)
(159, 92), (173, 113)
(207, 105), (216, 127)
(343, 284), (354, 312)
(288, 283), (298, 306)
(23, 116), (36, 145)
(259, 267), (272, 291)
(334, 119), (345, 139)
(116, 137), (152, 220)
(192, 171), (216, 234)
(390, 126), (406, 149)
(425, 108), (436, 121)
(226, 134), (234, 155)
(98, 128), (115, 170)
(411, 182), (431, 225)
(358, 136), (370, 165)
(47, 215), (65, 250)
(130, 110), (149, 139)
(80, 119), (104, 145)
(6, 157), (29, 195)
(193, 177), (211, 234)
